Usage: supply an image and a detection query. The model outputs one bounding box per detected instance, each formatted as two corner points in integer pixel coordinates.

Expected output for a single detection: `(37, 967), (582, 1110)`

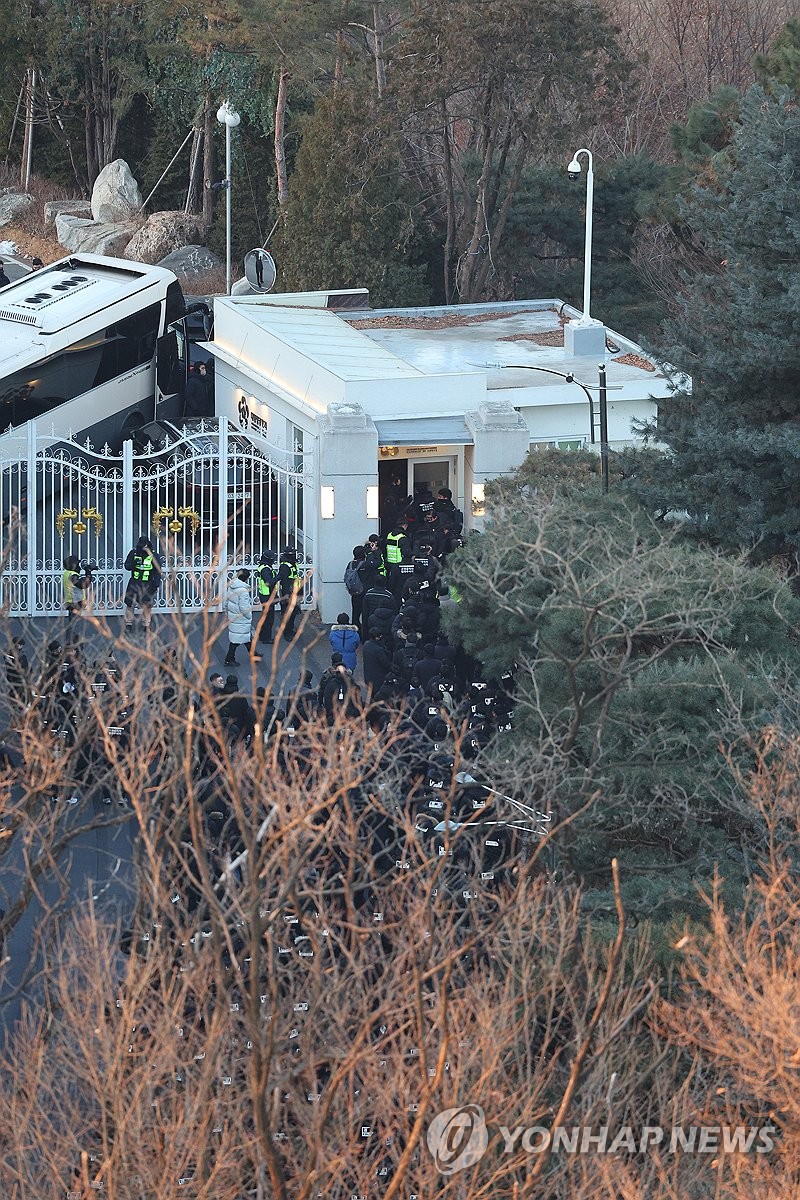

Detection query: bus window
(0, 304), (163, 428)
(115, 303), (161, 370)
(165, 280), (186, 326)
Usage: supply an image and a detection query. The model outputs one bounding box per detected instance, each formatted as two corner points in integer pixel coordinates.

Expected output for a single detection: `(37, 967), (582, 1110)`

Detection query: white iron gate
(0, 418), (315, 617)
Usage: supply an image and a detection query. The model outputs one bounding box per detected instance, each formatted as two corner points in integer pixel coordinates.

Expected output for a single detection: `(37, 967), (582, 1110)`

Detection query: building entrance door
(410, 458), (451, 500)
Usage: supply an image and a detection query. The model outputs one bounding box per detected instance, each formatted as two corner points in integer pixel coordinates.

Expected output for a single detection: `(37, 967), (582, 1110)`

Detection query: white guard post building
(206, 292), (669, 622)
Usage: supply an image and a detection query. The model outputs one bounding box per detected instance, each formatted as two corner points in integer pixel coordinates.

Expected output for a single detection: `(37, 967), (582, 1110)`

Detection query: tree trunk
(441, 101), (455, 305)
(373, 1), (386, 97)
(274, 67), (289, 207)
(201, 93), (215, 233)
(184, 104), (205, 215)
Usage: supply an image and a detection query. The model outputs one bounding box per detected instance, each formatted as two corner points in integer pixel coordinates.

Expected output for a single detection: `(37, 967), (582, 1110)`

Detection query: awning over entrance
(374, 417), (473, 446)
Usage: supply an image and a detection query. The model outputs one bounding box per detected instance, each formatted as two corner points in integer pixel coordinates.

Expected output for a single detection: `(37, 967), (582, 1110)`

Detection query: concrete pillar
(464, 401), (530, 528)
(317, 403), (378, 623)
(564, 320), (606, 358)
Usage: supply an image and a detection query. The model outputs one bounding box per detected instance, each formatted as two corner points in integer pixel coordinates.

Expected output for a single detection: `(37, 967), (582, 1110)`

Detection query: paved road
(0, 608), (332, 1027)
(0, 254), (33, 284)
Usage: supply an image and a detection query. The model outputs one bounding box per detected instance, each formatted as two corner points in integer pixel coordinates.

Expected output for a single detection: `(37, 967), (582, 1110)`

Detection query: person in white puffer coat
(223, 569), (262, 666)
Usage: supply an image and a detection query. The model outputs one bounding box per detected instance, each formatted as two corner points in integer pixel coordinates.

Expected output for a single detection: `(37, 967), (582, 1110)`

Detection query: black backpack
(344, 560), (365, 596)
(399, 645), (421, 681)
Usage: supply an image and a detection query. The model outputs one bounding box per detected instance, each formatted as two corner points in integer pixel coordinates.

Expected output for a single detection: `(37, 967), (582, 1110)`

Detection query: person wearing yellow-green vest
(255, 549), (279, 643)
(383, 518), (411, 597)
(62, 554), (93, 642)
(123, 536), (162, 632)
(277, 547), (301, 642)
(384, 519), (410, 566)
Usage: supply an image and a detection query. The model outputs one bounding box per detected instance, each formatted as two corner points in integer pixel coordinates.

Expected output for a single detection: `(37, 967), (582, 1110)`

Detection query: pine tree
(443, 480), (800, 920)
(275, 91), (433, 306)
(626, 86), (800, 564)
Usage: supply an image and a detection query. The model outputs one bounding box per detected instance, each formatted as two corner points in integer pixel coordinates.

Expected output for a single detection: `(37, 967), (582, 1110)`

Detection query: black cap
(260, 550), (277, 564)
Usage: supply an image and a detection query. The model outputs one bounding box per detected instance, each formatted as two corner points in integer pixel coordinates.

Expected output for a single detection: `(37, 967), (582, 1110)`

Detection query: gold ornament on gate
(152, 505), (201, 536)
(82, 506), (103, 536)
(178, 506), (200, 535)
(55, 508), (78, 537)
(151, 506), (174, 535)
(56, 506), (104, 537)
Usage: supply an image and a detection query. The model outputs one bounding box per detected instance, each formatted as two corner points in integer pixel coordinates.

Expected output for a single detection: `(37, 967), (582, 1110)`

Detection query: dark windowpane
(0, 303), (162, 430)
(165, 281), (185, 326)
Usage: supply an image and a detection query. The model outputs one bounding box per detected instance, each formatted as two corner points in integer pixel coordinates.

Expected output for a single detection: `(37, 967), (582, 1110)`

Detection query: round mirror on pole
(244, 249), (277, 292)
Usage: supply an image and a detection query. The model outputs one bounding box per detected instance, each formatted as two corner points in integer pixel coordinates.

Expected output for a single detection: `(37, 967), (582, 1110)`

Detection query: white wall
(518, 397), (656, 446)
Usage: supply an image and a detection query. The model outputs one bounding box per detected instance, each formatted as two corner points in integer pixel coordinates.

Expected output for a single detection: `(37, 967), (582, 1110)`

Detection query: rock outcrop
(44, 199), (92, 228)
(124, 211), (202, 265)
(156, 245), (222, 278)
(90, 160), (143, 224)
(0, 192), (34, 226)
(56, 214), (138, 257)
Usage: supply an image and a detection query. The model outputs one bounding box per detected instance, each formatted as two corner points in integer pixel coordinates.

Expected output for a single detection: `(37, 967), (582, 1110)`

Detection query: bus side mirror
(156, 330), (179, 394)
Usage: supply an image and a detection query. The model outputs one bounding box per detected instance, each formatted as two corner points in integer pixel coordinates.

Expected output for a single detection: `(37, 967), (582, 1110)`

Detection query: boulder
(230, 278), (256, 296)
(56, 214), (139, 257)
(91, 159), (142, 224)
(0, 193), (34, 227)
(44, 199), (92, 228)
(123, 211), (202, 265)
(156, 245), (222, 278)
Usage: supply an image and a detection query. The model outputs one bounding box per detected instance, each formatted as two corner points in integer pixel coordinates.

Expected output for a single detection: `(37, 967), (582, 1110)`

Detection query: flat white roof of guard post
(210, 291), (667, 446)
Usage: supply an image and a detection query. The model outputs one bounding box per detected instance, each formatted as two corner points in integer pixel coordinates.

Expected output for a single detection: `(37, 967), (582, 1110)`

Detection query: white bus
(0, 253), (209, 449)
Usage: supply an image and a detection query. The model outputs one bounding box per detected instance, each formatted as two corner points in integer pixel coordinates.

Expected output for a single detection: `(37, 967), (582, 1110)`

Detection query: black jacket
(361, 585), (397, 631)
(323, 669), (360, 724)
(362, 638), (393, 691)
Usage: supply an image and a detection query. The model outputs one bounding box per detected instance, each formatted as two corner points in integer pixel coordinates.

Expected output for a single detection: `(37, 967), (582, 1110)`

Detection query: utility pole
(598, 362), (609, 495)
(20, 67), (36, 191)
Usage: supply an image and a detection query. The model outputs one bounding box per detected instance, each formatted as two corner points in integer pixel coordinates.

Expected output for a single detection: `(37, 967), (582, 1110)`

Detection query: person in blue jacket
(328, 612), (360, 672)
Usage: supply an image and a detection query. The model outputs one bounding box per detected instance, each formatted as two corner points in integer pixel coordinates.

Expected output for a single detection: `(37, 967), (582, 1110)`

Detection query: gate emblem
(152, 505), (201, 536)
(56, 506), (103, 538)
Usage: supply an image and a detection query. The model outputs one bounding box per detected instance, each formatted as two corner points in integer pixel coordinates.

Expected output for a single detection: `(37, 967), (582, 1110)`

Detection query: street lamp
(216, 101), (241, 296)
(567, 147), (595, 326)
(500, 363), (595, 443)
(501, 362), (621, 494)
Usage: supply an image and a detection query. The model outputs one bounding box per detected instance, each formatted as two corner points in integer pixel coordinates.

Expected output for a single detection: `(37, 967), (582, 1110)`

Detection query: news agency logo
(426, 1105), (489, 1175)
(426, 1108), (776, 1174)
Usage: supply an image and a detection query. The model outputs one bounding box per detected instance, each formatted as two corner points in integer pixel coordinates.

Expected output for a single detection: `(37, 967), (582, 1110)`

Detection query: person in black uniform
(123, 536), (162, 632)
(277, 548), (300, 641)
(255, 550), (279, 643)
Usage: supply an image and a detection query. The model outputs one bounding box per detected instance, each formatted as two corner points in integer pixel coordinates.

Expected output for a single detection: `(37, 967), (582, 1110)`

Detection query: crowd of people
(0, 484), (537, 851)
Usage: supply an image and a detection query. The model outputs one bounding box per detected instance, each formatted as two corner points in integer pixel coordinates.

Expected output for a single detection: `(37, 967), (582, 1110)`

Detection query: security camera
(567, 158), (582, 180)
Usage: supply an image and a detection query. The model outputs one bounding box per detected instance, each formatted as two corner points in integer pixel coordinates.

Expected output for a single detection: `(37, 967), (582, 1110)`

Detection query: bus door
(156, 322), (186, 422)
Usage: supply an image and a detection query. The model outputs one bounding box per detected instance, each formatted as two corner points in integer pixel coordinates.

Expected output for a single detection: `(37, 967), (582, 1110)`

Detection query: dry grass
(614, 351), (657, 371)
(499, 329), (565, 346)
(353, 305), (556, 330)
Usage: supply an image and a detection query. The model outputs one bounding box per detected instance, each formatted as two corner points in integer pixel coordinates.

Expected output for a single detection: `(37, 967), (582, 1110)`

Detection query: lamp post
(500, 362), (619, 486)
(598, 362), (609, 494)
(566, 148), (595, 325)
(501, 364), (597, 444)
(216, 101), (241, 296)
